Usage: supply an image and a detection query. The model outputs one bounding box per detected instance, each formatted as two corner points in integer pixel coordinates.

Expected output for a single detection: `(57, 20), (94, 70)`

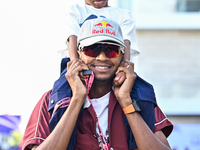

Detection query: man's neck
(89, 81), (112, 99)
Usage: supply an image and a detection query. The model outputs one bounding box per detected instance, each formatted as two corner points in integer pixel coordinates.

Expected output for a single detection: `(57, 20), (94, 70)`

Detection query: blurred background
(0, 0), (200, 149)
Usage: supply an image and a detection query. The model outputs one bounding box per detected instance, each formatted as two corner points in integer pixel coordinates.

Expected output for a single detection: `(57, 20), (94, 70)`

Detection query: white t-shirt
(60, 3), (139, 57)
(83, 92), (110, 137)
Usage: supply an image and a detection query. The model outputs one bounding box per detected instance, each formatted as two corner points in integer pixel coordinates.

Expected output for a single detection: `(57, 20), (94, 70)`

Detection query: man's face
(79, 48), (123, 82)
(85, 0), (109, 8)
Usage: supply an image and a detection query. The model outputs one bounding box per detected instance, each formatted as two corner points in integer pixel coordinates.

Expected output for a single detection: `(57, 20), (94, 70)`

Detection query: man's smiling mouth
(95, 66), (109, 69)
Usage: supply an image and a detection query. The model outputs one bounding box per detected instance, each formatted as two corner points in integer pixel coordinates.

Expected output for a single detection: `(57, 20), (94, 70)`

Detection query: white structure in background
(115, 0), (200, 115)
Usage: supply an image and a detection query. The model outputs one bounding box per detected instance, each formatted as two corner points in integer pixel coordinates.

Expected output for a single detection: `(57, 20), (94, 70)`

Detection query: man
(22, 18), (172, 150)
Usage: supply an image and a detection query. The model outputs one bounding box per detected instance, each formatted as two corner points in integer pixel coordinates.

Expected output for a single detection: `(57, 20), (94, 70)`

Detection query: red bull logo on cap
(92, 21), (115, 36)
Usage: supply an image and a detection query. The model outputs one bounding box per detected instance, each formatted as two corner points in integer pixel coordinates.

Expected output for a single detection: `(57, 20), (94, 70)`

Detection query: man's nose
(96, 51), (109, 61)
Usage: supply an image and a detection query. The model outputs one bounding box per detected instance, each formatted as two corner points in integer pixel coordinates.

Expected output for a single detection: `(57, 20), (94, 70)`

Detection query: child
(52, 0), (140, 109)
(61, 0), (140, 61)
(52, 0), (140, 105)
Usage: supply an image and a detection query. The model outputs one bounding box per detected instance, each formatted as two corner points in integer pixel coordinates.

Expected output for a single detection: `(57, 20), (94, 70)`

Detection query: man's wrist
(72, 94), (86, 104)
(118, 97), (132, 108)
(123, 99), (141, 114)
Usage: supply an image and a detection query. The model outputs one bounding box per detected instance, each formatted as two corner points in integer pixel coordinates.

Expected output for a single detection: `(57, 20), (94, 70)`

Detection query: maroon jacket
(22, 90), (173, 150)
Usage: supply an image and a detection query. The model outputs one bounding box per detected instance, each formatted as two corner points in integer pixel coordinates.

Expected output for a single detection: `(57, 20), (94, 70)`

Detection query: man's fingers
(67, 59), (89, 73)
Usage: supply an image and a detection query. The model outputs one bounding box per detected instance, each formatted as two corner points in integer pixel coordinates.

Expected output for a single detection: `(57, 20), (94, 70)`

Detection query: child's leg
(114, 40), (131, 86)
(68, 35), (79, 60)
(123, 40), (131, 62)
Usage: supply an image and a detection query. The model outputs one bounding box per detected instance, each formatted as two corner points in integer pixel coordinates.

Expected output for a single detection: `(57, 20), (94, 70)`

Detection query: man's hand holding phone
(65, 59), (90, 100)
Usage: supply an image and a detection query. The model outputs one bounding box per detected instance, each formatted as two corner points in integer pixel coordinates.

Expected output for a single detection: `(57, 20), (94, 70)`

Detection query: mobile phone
(82, 70), (92, 76)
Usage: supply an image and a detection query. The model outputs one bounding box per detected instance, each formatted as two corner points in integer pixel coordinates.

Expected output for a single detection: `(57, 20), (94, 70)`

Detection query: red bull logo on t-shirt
(92, 21), (115, 36)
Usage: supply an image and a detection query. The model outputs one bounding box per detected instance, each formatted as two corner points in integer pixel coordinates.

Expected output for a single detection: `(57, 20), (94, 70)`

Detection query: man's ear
(77, 51), (81, 58)
(78, 51), (85, 61)
(120, 53), (124, 63)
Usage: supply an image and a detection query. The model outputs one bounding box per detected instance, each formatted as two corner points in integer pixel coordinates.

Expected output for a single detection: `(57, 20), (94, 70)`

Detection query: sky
(0, 0), (83, 133)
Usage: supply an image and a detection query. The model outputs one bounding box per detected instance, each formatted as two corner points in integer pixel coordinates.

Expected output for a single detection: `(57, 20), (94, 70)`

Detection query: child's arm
(68, 35), (79, 60)
(123, 40), (131, 61)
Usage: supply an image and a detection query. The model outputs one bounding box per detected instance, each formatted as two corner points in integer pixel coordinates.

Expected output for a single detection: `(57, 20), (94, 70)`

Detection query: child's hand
(113, 69), (126, 86)
(113, 60), (130, 86)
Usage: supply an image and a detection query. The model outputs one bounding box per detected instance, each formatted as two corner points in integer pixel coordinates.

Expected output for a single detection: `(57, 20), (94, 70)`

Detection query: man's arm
(31, 145), (38, 150)
(31, 60), (89, 150)
(125, 111), (171, 150)
(29, 96), (85, 150)
(114, 61), (171, 150)
(31, 124), (171, 150)
(34, 95), (85, 150)
(155, 130), (171, 148)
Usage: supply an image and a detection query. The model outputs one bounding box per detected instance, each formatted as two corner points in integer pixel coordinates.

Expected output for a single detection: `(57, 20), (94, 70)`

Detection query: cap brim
(79, 35), (126, 49)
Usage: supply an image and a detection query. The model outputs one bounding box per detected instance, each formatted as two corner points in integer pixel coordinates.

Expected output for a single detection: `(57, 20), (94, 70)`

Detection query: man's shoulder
(22, 90), (52, 150)
(131, 74), (157, 105)
(34, 90), (52, 112)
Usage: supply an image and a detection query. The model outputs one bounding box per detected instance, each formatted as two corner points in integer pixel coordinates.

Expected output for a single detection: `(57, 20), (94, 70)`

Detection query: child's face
(85, 0), (108, 8)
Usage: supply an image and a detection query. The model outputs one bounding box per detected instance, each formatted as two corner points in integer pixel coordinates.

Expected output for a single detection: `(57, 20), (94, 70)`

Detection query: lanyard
(52, 71), (109, 150)
(84, 71), (109, 150)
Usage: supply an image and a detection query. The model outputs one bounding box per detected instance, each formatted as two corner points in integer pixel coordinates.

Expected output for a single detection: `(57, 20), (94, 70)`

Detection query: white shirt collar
(83, 91), (111, 109)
